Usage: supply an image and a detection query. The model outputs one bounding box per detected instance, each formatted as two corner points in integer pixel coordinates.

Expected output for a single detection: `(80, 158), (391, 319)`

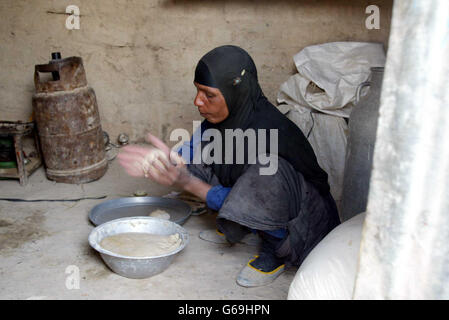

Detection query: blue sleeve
(177, 121), (231, 211)
(177, 137), (195, 161)
(177, 121), (208, 163)
(206, 185), (232, 211)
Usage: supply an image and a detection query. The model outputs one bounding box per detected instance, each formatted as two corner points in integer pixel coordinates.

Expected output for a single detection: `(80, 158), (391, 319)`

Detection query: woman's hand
(145, 150), (192, 189)
(117, 133), (192, 189)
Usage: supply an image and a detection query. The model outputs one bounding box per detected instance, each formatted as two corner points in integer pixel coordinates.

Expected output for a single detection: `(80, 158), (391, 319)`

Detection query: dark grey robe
(188, 156), (340, 267)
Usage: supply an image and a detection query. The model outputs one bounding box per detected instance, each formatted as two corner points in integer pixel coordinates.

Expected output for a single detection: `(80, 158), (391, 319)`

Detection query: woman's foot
(236, 254), (285, 287)
(249, 253), (285, 272)
(236, 231), (286, 287)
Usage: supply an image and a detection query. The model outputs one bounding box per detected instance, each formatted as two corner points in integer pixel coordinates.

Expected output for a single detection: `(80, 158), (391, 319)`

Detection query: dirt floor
(0, 158), (296, 300)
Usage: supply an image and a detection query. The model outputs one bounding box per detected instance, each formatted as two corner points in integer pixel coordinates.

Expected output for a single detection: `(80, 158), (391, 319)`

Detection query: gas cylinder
(32, 54), (107, 183)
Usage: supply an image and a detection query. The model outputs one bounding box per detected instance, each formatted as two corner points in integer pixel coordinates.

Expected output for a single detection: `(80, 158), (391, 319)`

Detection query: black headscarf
(194, 45), (330, 194)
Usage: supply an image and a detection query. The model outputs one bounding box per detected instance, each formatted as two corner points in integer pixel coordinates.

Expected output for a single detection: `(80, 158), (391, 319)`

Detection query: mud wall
(0, 0), (392, 144)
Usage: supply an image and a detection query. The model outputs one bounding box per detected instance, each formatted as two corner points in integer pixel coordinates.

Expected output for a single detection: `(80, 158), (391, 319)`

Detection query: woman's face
(193, 82), (229, 124)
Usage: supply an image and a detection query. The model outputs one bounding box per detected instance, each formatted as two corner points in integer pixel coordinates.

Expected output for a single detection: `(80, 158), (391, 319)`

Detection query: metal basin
(88, 217), (189, 279)
(88, 197), (192, 226)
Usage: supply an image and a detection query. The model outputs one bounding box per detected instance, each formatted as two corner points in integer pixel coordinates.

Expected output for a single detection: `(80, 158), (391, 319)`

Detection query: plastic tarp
(276, 42), (386, 204)
(287, 212), (366, 300)
(277, 42), (386, 118)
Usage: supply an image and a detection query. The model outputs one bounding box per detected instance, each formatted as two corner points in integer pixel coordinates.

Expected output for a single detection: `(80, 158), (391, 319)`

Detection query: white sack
(277, 42), (386, 118)
(287, 212), (366, 300)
